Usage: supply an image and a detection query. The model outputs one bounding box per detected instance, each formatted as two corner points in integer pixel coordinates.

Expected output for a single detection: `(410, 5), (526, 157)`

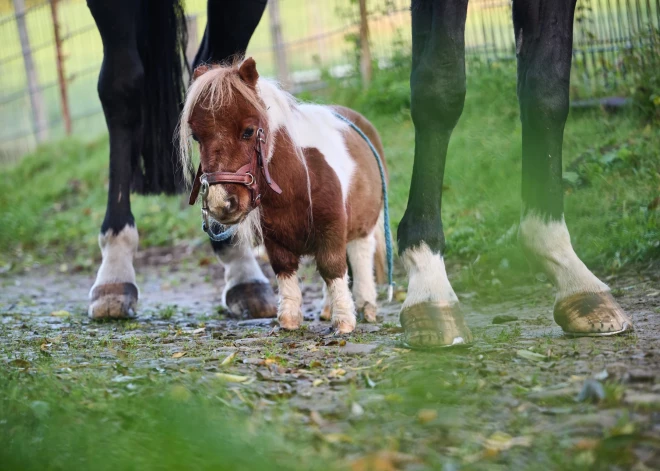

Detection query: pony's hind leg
(347, 233), (378, 323)
(320, 283), (332, 321)
(513, 0), (632, 336)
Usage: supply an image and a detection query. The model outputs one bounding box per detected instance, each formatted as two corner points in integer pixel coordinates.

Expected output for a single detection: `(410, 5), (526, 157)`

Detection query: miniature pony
(179, 58), (387, 334)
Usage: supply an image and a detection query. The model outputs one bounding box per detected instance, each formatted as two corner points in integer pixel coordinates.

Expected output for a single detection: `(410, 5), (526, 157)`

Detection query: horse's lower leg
(347, 234), (378, 323)
(195, 0), (276, 319)
(513, 0), (632, 335)
(211, 240), (277, 318)
(88, 0), (142, 319)
(397, 0), (472, 348)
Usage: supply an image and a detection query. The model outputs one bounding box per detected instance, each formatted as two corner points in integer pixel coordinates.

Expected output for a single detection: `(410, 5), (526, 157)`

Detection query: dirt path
(1, 249), (659, 469)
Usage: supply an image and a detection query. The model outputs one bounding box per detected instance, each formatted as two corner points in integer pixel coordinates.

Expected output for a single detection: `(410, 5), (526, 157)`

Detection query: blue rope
(332, 111), (395, 301)
(202, 220), (238, 242)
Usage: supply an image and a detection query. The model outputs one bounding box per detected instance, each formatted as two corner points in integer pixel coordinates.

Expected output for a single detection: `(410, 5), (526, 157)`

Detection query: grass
(2, 60), (658, 287)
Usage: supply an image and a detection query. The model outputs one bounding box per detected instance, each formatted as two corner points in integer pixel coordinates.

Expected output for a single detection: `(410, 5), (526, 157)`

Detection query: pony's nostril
(225, 195), (239, 214)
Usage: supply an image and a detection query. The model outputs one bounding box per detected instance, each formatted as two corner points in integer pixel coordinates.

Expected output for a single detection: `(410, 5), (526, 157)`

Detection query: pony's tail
(374, 211), (388, 286)
(133, 0), (191, 195)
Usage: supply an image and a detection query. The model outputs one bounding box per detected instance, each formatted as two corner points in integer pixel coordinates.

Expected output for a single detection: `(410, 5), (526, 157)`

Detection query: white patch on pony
(401, 242), (459, 310)
(257, 79), (355, 203)
(215, 241), (268, 302)
(347, 232), (377, 309)
(519, 212), (609, 300)
(90, 225), (139, 295)
(276, 273), (303, 330)
(327, 274), (356, 333)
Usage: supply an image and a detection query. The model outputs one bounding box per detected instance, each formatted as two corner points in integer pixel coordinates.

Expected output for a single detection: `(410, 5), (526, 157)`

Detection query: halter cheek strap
(188, 128), (282, 207)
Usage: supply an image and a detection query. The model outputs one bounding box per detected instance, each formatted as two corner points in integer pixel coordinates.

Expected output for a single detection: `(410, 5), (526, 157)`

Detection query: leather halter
(188, 128), (282, 209)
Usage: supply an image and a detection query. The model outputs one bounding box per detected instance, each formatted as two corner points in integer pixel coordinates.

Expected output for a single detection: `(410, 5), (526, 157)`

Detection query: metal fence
(0, 0), (659, 163)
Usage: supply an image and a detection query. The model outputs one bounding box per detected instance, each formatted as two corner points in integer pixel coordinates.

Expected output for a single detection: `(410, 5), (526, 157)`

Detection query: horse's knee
(411, 61), (466, 131)
(97, 57), (144, 122)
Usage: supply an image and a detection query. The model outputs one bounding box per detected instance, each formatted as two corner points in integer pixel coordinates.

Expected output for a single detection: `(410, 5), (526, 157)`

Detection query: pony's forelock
(177, 59), (267, 184)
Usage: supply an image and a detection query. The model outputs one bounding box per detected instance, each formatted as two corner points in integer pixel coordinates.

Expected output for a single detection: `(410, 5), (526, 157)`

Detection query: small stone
(576, 380), (605, 403)
(339, 342), (378, 355)
(624, 392), (660, 406)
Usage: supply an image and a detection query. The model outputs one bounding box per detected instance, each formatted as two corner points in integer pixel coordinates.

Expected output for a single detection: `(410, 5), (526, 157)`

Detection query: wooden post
(268, 0), (291, 89)
(185, 14), (198, 68)
(358, 0), (372, 88)
(13, 0), (48, 142)
(50, 0), (71, 135)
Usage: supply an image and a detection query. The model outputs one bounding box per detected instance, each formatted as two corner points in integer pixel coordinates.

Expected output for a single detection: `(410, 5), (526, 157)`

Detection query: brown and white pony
(179, 58), (387, 334)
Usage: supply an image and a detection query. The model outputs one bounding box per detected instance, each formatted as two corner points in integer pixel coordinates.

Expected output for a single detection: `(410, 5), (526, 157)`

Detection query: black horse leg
(397, 0), (473, 348)
(514, 0), (632, 335)
(192, 0), (277, 318)
(87, 0), (143, 318)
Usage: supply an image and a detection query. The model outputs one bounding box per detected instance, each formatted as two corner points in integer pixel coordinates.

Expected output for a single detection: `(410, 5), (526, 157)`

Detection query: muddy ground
(1, 246), (660, 470)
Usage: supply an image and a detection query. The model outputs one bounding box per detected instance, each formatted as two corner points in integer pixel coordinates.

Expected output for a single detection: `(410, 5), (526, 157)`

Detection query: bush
(624, 25), (660, 122)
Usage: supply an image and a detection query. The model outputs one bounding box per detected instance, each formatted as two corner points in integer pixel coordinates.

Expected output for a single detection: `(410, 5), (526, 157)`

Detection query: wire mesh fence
(0, 0), (658, 163)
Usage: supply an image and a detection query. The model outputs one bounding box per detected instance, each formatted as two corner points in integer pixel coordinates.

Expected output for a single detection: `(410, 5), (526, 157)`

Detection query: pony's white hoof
(359, 303), (378, 323)
(333, 315), (356, 334)
(88, 282), (138, 319)
(278, 310), (303, 330)
(319, 304), (332, 321)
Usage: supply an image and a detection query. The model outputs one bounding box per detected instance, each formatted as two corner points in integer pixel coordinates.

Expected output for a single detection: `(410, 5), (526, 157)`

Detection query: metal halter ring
(245, 172), (255, 186)
(200, 178), (209, 197)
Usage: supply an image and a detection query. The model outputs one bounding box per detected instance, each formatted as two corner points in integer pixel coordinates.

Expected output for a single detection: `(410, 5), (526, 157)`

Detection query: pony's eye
(242, 127), (255, 140)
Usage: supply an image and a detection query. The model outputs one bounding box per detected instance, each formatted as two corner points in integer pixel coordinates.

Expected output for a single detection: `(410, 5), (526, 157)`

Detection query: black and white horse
(88, 0), (633, 348)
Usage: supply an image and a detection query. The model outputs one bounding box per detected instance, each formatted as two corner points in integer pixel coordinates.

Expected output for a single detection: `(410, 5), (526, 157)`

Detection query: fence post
(186, 14), (198, 68)
(50, 0), (71, 135)
(268, 0), (291, 89)
(358, 0), (372, 88)
(13, 0), (48, 142)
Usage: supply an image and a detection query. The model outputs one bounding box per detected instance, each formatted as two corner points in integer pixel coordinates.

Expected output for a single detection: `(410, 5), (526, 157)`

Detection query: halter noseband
(188, 128), (282, 237)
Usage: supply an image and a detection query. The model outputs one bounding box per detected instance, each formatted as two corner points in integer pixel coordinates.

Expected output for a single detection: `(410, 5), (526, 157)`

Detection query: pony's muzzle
(207, 187), (244, 225)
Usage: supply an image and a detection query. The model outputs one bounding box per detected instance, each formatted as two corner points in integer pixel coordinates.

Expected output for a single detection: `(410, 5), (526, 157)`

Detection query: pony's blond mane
(177, 59), (313, 245)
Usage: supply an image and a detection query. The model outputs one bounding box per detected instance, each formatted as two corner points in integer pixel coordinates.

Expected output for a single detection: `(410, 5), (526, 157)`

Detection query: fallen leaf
(573, 438), (600, 451)
(215, 373), (250, 383)
(516, 350), (546, 362)
(483, 431), (532, 455)
(310, 410), (326, 426)
(191, 327), (205, 335)
(328, 368), (346, 378)
(417, 409), (438, 424)
(351, 402), (364, 417)
(312, 378), (324, 387)
(321, 433), (353, 444)
(8, 359), (31, 368)
(351, 451), (419, 471)
(363, 372), (376, 388)
(221, 351), (237, 366)
(172, 352), (187, 359)
(50, 310), (71, 317)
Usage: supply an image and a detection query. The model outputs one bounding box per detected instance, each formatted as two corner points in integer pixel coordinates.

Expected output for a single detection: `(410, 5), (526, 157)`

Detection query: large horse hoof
(400, 302), (473, 349)
(89, 282), (138, 319)
(554, 291), (633, 337)
(225, 281), (278, 319)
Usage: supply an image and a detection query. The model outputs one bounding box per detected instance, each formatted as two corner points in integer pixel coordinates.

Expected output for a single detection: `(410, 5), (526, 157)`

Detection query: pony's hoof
(225, 282), (277, 319)
(554, 291), (634, 337)
(278, 310), (303, 330)
(400, 302), (473, 349)
(88, 282), (138, 319)
(333, 315), (357, 334)
(320, 304), (332, 321)
(359, 303), (378, 323)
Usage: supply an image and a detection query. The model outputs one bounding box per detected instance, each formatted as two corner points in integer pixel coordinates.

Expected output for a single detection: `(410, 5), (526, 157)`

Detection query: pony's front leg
(265, 239), (303, 330)
(317, 244), (357, 334)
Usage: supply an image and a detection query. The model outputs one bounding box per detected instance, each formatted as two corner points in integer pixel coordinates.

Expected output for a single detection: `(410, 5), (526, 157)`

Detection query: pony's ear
(238, 58), (259, 87)
(192, 64), (210, 81)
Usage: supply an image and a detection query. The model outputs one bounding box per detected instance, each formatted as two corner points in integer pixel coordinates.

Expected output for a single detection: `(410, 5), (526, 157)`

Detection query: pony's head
(179, 58), (268, 226)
